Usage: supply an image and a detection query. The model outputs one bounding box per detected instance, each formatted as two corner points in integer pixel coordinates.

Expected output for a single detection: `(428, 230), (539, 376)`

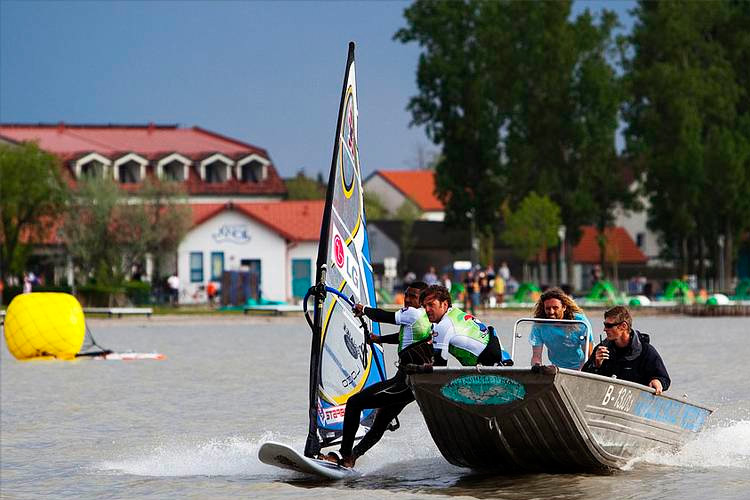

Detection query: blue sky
(0, 0), (634, 179)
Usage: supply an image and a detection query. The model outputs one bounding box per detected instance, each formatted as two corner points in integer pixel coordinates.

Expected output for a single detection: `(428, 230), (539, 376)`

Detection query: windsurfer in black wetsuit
(320, 281), (433, 468)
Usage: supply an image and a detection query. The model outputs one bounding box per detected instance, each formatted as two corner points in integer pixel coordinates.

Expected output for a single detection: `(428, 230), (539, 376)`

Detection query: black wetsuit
(582, 329), (671, 390)
(339, 307), (433, 460)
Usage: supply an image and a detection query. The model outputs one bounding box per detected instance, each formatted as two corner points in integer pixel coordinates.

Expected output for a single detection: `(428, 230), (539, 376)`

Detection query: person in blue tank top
(529, 287), (593, 369)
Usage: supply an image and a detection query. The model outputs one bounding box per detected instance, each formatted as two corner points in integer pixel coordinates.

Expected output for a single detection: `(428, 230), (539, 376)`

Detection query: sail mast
(304, 42), (356, 458)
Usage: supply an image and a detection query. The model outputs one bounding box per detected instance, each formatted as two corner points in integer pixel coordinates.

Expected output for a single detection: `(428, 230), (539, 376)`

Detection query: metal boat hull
(408, 366), (712, 472)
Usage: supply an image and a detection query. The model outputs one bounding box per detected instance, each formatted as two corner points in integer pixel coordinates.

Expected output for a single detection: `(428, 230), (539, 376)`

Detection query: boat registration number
(601, 384), (635, 412)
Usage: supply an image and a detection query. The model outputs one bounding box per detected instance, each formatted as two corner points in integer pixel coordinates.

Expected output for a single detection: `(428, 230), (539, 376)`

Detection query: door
(292, 259), (312, 300)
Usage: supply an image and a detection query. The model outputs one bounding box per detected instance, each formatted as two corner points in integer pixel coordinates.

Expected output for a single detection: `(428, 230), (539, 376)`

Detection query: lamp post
(467, 209), (478, 268)
(718, 234), (725, 292)
(558, 225), (567, 286)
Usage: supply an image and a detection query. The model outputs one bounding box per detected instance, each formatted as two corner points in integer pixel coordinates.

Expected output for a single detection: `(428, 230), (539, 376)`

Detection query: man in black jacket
(582, 306), (670, 394)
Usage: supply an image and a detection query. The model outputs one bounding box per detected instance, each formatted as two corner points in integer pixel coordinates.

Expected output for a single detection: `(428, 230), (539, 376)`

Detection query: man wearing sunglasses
(582, 306), (670, 394)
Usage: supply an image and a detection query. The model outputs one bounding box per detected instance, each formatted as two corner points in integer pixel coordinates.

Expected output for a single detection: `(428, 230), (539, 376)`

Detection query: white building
(178, 201), (324, 304)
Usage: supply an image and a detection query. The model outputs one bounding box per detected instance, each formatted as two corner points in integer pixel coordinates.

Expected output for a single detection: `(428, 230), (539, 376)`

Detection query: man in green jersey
(322, 281), (433, 468)
(421, 284), (511, 366)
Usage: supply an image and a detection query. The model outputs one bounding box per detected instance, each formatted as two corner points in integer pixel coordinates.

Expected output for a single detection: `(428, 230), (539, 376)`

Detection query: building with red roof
(572, 226), (647, 265)
(0, 123), (286, 200)
(364, 169), (445, 221)
(179, 200), (324, 304)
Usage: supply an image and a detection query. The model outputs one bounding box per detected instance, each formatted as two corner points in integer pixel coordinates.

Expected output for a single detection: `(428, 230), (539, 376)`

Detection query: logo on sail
(330, 226), (361, 301)
(340, 89), (357, 198)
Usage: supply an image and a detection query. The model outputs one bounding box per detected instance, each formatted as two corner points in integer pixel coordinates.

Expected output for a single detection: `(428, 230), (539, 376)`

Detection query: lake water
(1, 314), (749, 499)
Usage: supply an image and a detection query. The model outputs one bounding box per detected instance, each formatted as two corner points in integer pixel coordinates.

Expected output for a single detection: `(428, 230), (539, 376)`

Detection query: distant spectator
(498, 261), (510, 282)
(591, 264), (602, 286)
(506, 276), (519, 295)
(167, 273), (180, 305)
(441, 273), (452, 293)
(493, 274), (505, 304)
(403, 271), (416, 286)
(23, 273), (32, 294)
(422, 266), (439, 285)
(206, 281), (218, 306)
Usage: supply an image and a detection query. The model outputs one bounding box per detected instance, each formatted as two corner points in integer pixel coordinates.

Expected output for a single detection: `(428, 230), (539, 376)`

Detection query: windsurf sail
(303, 42), (387, 458)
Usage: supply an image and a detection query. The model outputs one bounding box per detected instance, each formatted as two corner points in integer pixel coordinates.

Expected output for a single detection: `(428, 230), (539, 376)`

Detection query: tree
(61, 177), (190, 287)
(61, 176), (125, 286)
(0, 142), (69, 299)
(623, 0), (750, 285)
(394, 201), (421, 274)
(501, 192), (561, 282)
(285, 169), (325, 200)
(395, 0), (508, 266)
(364, 190), (388, 220)
(396, 1), (627, 276)
(132, 179), (191, 283)
(501, 2), (627, 282)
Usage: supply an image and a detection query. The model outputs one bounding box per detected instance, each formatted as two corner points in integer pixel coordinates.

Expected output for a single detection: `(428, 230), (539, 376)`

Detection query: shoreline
(84, 303), (744, 327)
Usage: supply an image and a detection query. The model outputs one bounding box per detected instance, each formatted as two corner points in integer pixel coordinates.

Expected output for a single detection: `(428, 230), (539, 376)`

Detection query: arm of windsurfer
(352, 303), (399, 344)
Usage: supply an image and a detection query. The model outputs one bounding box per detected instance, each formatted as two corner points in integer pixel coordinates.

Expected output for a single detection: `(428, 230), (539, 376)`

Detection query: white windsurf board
(258, 441), (358, 480)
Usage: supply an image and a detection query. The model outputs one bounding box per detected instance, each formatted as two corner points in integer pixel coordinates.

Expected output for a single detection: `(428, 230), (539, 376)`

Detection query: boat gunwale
(409, 365), (716, 413)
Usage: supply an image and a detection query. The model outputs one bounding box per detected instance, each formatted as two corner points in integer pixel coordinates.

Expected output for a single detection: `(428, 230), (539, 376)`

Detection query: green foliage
(285, 170), (325, 200)
(134, 178), (191, 281)
(395, 0), (507, 237)
(364, 190), (388, 220)
(396, 1), (627, 278)
(394, 201), (421, 273)
(61, 177), (190, 286)
(0, 142), (69, 290)
(624, 0), (750, 280)
(502, 193), (561, 263)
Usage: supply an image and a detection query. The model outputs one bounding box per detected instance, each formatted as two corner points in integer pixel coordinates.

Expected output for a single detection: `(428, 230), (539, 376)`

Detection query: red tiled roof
(376, 169), (444, 211)
(191, 200), (325, 242)
(0, 123), (266, 157)
(0, 123), (286, 196)
(572, 226), (647, 264)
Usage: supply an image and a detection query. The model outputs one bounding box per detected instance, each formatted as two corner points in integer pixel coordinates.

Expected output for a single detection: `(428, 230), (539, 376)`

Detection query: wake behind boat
(407, 318), (713, 472)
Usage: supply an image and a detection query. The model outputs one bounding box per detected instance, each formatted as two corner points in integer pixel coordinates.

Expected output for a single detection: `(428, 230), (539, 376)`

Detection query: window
(636, 232), (645, 248)
(241, 160), (263, 182)
(163, 160), (185, 181)
(205, 161), (228, 183)
(81, 160), (104, 178)
(211, 252), (224, 281)
(190, 252), (204, 282)
(118, 160), (141, 183)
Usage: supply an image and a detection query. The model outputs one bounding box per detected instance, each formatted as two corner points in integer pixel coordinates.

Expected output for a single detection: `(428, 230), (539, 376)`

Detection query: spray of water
(630, 419), (750, 469)
(97, 431), (296, 477)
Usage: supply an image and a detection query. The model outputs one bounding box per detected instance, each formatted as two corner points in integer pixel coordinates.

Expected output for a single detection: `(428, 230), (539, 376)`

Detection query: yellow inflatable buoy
(4, 292), (85, 360)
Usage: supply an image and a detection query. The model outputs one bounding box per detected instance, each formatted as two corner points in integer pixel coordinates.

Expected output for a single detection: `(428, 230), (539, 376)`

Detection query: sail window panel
(190, 252), (204, 283)
(163, 160), (186, 181)
(205, 161), (229, 183)
(118, 160), (141, 183)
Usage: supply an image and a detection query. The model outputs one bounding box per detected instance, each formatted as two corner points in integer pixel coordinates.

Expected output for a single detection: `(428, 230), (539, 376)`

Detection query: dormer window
(74, 152), (111, 179)
(113, 154), (147, 184)
(156, 153), (191, 182)
(81, 160), (105, 178)
(199, 153), (233, 183)
(236, 154), (270, 183)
